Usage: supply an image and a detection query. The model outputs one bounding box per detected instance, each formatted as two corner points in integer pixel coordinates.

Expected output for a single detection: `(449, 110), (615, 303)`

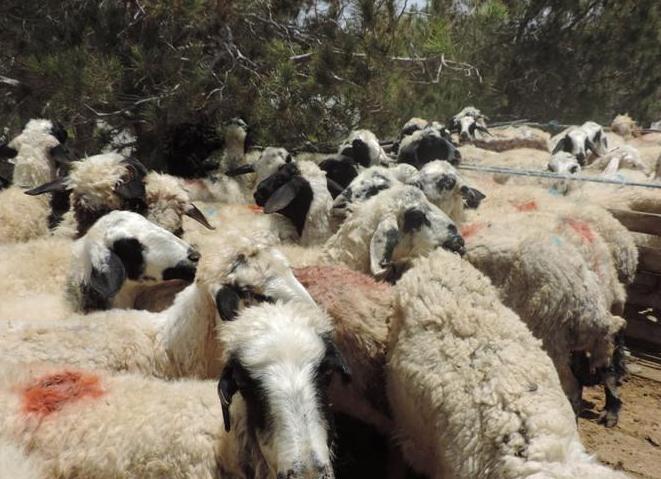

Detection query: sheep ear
(225, 164), (254, 177)
(89, 249), (127, 300)
(218, 363), (239, 433)
(263, 179), (301, 214)
(326, 178), (345, 199)
(476, 125), (491, 136)
(116, 158), (147, 200)
(460, 185), (486, 209)
(49, 144), (73, 165)
(0, 143), (18, 159)
(185, 203), (215, 230)
(216, 286), (242, 321)
(323, 338), (352, 383)
(369, 215), (401, 278)
(552, 136), (570, 154)
(24, 177), (69, 196)
(351, 139), (371, 167)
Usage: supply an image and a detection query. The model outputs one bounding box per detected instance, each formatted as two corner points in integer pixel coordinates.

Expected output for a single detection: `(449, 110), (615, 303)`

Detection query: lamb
(551, 121), (608, 165)
(386, 247), (628, 478)
(284, 184), (465, 279)
(397, 127), (462, 168)
(0, 119), (72, 243)
(26, 152), (213, 237)
(0, 302), (347, 478)
(338, 129), (393, 167)
(253, 159), (334, 245)
(0, 232), (314, 379)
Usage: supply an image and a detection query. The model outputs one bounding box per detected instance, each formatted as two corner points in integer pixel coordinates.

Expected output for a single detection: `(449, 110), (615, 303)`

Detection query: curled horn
(185, 203), (215, 230)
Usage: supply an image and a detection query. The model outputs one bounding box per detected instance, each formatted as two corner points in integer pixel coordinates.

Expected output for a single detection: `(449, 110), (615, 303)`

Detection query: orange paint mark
(460, 223), (484, 239)
(565, 218), (595, 243)
(22, 371), (104, 417)
(247, 204), (263, 214)
(512, 200), (538, 212)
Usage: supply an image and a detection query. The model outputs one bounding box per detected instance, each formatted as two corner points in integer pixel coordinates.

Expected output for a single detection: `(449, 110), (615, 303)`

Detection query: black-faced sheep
(397, 128), (462, 168)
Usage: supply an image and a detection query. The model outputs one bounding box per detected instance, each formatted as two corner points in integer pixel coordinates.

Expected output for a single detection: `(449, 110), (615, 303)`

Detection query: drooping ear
(402, 207), (431, 233)
(185, 203), (215, 229)
(215, 285), (242, 321)
(460, 185), (486, 209)
(369, 215), (401, 278)
(326, 178), (345, 199)
(552, 136), (571, 154)
(88, 248), (127, 300)
(0, 143), (18, 160)
(49, 144), (73, 165)
(49, 121), (68, 144)
(218, 362), (239, 432)
(323, 338), (352, 383)
(24, 177), (69, 196)
(225, 164), (255, 177)
(263, 178), (304, 214)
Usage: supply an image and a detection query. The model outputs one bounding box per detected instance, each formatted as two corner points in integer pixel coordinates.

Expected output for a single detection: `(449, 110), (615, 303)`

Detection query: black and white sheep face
(581, 121), (609, 156)
(548, 152), (581, 175)
(213, 246), (316, 321)
(332, 168), (394, 219)
(553, 128), (589, 165)
(338, 129), (386, 168)
(218, 303), (349, 479)
(408, 160), (486, 211)
(397, 130), (462, 168)
(226, 146), (292, 182)
(369, 189), (465, 280)
(83, 210), (198, 289)
(254, 162), (313, 237)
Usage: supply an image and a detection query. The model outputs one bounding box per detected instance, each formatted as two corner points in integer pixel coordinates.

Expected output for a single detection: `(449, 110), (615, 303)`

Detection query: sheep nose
(188, 249), (201, 263)
(442, 235), (466, 256)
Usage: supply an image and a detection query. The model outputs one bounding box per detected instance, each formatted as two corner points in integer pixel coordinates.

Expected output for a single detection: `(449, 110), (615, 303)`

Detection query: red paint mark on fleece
(460, 223), (484, 239)
(22, 371), (104, 417)
(512, 200), (538, 212)
(247, 204), (263, 214)
(565, 218), (595, 243)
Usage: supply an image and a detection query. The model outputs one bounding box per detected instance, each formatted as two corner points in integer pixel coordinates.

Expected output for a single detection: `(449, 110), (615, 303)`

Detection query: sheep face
(398, 130), (461, 168)
(338, 130), (384, 168)
(581, 121), (609, 156)
(553, 128), (589, 165)
(548, 152), (581, 175)
(400, 117), (428, 138)
(369, 188), (465, 280)
(218, 302), (348, 479)
(332, 168), (394, 219)
(71, 211), (198, 311)
(318, 157), (358, 193)
(254, 163), (313, 237)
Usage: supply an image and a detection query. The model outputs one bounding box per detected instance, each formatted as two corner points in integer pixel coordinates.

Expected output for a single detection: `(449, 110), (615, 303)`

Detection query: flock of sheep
(0, 107), (659, 479)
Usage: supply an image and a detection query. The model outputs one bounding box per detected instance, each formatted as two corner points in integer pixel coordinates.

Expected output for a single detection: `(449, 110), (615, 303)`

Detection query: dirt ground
(579, 352), (661, 479)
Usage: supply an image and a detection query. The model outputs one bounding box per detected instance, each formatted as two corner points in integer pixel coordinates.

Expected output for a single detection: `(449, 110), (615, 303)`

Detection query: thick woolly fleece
(386, 249), (629, 479)
(0, 363), (245, 479)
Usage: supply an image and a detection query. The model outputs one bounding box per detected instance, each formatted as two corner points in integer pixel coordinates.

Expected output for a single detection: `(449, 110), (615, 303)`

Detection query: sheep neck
(157, 283), (217, 376)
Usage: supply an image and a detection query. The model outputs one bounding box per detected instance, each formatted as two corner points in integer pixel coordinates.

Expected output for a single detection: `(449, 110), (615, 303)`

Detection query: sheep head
(218, 301), (348, 479)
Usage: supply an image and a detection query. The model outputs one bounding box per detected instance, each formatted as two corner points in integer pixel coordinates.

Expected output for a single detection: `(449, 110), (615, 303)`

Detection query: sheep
(0, 301), (347, 479)
(0, 119), (72, 243)
(397, 128), (462, 168)
(551, 121), (608, 165)
(585, 145), (649, 176)
(399, 117), (451, 142)
(301, 185), (465, 279)
(294, 265), (395, 434)
(0, 210), (198, 322)
(461, 212), (628, 424)
(318, 154), (359, 195)
(253, 159), (334, 245)
(0, 232), (315, 380)
(448, 106), (489, 141)
(548, 151), (581, 175)
(386, 247), (628, 479)
(331, 161), (484, 224)
(610, 114), (638, 139)
(26, 152), (213, 238)
(338, 129), (393, 167)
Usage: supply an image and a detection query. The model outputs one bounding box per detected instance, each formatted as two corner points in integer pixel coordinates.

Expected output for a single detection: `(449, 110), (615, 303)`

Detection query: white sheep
(387, 247), (628, 479)
(610, 114), (638, 140)
(0, 301), (346, 478)
(0, 232), (315, 380)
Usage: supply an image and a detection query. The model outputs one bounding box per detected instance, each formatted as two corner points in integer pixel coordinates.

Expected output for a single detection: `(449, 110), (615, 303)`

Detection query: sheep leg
(599, 368), (622, 428)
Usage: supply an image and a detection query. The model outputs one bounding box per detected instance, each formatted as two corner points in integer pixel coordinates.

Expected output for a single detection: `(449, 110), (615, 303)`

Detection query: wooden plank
(637, 246), (661, 275)
(623, 305), (661, 347)
(608, 208), (661, 236)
